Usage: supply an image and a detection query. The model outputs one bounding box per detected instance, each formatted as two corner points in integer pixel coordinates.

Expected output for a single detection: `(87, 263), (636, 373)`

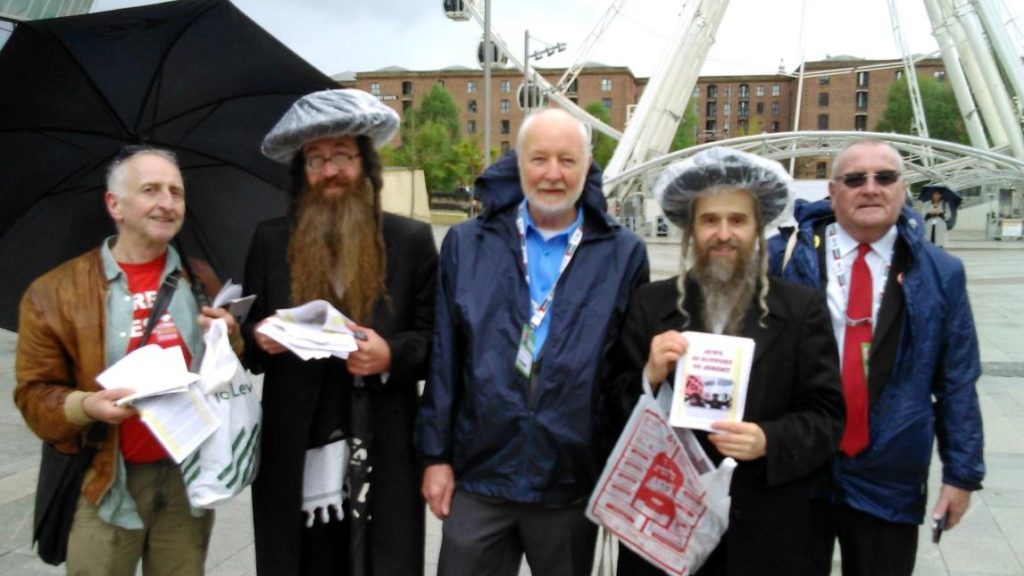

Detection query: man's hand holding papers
(255, 300), (360, 361)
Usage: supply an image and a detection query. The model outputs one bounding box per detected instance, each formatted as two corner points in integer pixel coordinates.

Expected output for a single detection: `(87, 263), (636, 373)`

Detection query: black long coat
(243, 213), (437, 575)
(604, 276), (844, 576)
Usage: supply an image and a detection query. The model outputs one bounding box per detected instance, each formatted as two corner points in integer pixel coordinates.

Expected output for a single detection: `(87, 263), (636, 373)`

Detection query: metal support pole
(524, 30), (530, 114)
(483, 0), (492, 168)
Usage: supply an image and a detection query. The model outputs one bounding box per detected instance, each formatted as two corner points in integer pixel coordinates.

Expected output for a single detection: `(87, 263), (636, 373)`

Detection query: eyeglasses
(836, 170), (901, 188)
(305, 151), (361, 172)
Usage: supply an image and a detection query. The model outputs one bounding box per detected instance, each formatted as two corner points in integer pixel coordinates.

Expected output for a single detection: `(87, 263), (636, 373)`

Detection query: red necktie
(840, 243), (872, 457)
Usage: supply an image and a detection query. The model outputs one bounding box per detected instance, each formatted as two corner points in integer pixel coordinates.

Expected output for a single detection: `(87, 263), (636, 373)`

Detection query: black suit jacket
(605, 276), (844, 575)
(243, 213), (437, 576)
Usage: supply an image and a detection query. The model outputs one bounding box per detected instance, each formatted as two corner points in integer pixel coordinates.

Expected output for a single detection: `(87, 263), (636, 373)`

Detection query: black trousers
(438, 491), (597, 576)
(810, 500), (919, 576)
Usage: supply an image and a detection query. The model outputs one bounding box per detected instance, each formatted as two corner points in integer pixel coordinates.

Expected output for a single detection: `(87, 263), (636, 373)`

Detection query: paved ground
(0, 226), (1021, 575)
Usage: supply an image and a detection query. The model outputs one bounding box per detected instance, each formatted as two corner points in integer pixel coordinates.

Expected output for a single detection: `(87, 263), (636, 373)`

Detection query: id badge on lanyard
(514, 210), (582, 378)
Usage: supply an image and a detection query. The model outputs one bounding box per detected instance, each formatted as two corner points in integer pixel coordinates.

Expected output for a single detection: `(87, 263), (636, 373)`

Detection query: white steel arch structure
(605, 131), (1024, 195)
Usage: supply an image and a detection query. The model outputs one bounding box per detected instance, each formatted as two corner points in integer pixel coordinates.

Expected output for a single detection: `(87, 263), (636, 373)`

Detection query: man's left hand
(932, 483), (972, 531)
(346, 322), (391, 376)
(198, 306), (242, 353)
(708, 420), (767, 461)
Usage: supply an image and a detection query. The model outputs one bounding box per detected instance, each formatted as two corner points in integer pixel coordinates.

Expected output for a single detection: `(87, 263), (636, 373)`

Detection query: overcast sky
(89, 0), (1022, 79)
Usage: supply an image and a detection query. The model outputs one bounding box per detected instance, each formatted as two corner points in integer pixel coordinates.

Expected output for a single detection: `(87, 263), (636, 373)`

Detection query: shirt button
(119, 332), (127, 338)
(124, 296), (131, 302)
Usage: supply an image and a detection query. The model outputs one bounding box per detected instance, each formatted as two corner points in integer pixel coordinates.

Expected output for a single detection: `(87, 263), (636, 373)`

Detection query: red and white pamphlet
(669, 331), (755, 431)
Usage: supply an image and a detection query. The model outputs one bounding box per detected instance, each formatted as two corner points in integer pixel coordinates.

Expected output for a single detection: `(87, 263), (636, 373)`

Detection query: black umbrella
(919, 184), (963, 230)
(0, 0), (337, 330)
(919, 184), (963, 212)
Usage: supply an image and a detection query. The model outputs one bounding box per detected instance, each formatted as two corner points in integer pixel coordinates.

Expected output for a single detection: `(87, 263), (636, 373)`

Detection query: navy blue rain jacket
(416, 152), (650, 504)
(769, 199), (984, 524)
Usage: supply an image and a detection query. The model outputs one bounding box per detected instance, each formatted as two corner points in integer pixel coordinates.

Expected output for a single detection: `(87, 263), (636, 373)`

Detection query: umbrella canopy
(919, 184), (964, 212)
(0, 0), (337, 330)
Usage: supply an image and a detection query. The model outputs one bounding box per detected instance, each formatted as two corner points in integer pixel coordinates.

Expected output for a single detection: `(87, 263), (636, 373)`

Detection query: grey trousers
(438, 491), (597, 576)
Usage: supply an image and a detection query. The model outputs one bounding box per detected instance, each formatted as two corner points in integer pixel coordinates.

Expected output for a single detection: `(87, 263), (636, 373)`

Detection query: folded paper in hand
(96, 345), (200, 405)
(212, 279), (256, 325)
(256, 300), (359, 360)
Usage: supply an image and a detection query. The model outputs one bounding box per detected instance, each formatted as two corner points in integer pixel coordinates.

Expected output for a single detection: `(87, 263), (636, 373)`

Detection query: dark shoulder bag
(33, 269), (181, 565)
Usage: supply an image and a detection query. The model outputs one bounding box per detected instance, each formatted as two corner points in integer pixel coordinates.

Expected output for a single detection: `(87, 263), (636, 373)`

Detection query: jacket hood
(473, 151), (610, 220)
(794, 198), (925, 250)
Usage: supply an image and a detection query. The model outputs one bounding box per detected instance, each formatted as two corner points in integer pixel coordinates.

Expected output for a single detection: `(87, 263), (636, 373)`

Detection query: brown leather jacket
(16, 248), (120, 504)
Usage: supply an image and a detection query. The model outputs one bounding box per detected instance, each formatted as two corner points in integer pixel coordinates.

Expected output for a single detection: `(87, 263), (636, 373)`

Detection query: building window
(467, 80), (477, 93)
(568, 79), (578, 93)
(707, 85), (718, 99)
(854, 114), (868, 131)
(895, 70), (904, 80)
(723, 86), (732, 98)
(693, 86), (701, 98)
(771, 102), (780, 117)
(500, 99), (510, 113)
(402, 81), (413, 96)
(855, 91), (868, 110)
(738, 84), (749, 99)
(771, 84), (780, 96)
(816, 162), (827, 179)
(468, 99), (477, 113)
(602, 97), (612, 109)
(501, 141), (510, 153)
(467, 120), (476, 134)
(601, 78), (612, 91)
(756, 85), (765, 97)
(738, 101), (748, 118)
(500, 80), (511, 93)
(818, 75), (830, 85)
(817, 114), (829, 129)
(501, 119), (510, 134)
(857, 71), (869, 88)
(818, 93), (829, 106)
(705, 119), (717, 132)
(738, 119), (748, 133)
(706, 102), (717, 117)
(933, 70), (946, 81)
(723, 103), (732, 116)
(402, 100), (413, 112)
(370, 82), (381, 96)
(771, 121), (779, 131)
(755, 102), (764, 114)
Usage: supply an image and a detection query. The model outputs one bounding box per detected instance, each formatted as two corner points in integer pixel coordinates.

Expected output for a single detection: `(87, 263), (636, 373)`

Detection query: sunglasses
(836, 170), (901, 188)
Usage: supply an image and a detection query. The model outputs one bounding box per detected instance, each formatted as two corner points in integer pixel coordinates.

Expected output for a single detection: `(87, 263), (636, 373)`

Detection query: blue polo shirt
(521, 201), (584, 357)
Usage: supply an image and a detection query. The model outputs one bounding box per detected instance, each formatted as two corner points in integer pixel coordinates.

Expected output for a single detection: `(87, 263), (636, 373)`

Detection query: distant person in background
(604, 147), (844, 575)
(924, 189), (953, 248)
(771, 139), (984, 576)
(15, 146), (238, 575)
(244, 89), (437, 575)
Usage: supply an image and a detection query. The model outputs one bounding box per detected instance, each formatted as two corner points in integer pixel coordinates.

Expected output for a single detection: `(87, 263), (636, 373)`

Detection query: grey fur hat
(652, 147), (792, 228)
(261, 89), (400, 162)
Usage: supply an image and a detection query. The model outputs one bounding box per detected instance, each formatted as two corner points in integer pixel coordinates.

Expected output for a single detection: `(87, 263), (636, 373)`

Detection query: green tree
(876, 75), (967, 145)
(385, 82), (468, 193)
(670, 100), (700, 151)
(584, 101), (618, 168)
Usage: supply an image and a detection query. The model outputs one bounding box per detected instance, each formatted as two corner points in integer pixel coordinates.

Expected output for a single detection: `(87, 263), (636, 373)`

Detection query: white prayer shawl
(302, 439), (349, 527)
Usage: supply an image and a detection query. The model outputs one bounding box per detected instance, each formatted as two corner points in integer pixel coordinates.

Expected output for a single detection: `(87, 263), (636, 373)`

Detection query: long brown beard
(691, 240), (758, 336)
(288, 176), (385, 324)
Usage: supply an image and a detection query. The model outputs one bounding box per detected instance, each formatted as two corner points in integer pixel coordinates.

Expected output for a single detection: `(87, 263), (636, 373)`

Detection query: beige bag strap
(781, 228), (799, 272)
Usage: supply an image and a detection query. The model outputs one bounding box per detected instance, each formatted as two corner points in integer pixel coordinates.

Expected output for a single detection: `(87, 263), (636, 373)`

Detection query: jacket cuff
(64, 390), (95, 426)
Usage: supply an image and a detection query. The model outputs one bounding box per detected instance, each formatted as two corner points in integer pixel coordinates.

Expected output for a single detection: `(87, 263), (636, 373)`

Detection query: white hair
(106, 147), (179, 198)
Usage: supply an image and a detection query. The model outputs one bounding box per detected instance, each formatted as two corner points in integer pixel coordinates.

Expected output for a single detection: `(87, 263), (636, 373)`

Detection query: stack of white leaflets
(256, 299), (359, 361)
(96, 344), (219, 463)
